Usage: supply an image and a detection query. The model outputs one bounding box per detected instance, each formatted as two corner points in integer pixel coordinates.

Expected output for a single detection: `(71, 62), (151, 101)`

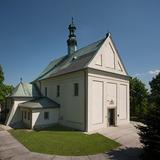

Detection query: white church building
(5, 20), (130, 132)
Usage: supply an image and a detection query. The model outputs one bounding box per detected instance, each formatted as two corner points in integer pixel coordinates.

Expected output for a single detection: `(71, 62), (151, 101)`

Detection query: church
(5, 20), (130, 132)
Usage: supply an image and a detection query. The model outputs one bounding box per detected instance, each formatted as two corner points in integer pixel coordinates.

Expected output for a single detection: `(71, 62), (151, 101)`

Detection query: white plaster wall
(106, 82), (117, 107)
(117, 84), (130, 125)
(32, 108), (59, 128)
(92, 80), (103, 124)
(6, 97), (33, 126)
(87, 70), (129, 132)
(40, 71), (85, 130)
(20, 108), (31, 128)
(88, 35), (127, 76)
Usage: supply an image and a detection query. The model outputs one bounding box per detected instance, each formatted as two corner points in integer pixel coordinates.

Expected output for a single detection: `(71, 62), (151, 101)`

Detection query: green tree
(130, 77), (148, 120)
(0, 65), (4, 83)
(138, 73), (160, 160)
(149, 73), (160, 106)
(0, 65), (14, 106)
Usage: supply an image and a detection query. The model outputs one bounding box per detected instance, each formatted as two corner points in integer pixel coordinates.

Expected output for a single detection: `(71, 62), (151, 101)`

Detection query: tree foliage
(138, 73), (160, 160)
(130, 77), (148, 120)
(149, 73), (160, 106)
(0, 65), (14, 106)
(0, 65), (4, 83)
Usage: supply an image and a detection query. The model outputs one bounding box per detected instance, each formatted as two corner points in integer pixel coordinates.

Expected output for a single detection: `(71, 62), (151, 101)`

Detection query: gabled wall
(5, 97), (33, 126)
(88, 34), (127, 76)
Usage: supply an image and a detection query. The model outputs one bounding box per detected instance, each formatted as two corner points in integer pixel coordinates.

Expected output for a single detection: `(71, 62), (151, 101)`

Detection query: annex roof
(9, 82), (41, 98)
(33, 37), (107, 81)
(18, 97), (60, 109)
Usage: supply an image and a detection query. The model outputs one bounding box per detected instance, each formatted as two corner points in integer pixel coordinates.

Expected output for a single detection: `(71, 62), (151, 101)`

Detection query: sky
(0, 0), (160, 88)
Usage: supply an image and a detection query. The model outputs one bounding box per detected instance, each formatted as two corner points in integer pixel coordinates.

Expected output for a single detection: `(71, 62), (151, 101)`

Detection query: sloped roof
(9, 82), (41, 98)
(33, 37), (106, 81)
(18, 97), (60, 109)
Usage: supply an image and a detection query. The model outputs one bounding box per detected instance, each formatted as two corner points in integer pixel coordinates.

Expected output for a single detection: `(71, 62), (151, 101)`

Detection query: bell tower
(67, 18), (77, 55)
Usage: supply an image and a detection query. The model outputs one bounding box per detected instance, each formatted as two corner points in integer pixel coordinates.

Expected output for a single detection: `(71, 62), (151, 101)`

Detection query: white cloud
(134, 73), (145, 76)
(148, 69), (160, 75)
(133, 69), (160, 77)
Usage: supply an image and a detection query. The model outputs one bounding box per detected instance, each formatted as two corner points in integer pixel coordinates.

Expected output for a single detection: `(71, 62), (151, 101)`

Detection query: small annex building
(6, 20), (130, 132)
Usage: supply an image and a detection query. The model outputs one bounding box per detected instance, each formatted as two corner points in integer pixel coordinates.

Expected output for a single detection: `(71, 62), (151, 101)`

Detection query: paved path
(0, 123), (142, 160)
(98, 122), (142, 148)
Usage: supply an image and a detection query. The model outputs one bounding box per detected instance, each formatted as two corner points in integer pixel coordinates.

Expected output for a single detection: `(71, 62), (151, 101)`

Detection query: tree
(0, 65), (14, 106)
(0, 65), (5, 104)
(149, 73), (160, 106)
(0, 65), (4, 83)
(138, 73), (160, 160)
(130, 77), (148, 120)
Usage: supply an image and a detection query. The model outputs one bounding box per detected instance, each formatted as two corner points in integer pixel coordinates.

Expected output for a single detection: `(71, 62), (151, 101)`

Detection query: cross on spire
(20, 77), (23, 83)
(71, 17), (74, 25)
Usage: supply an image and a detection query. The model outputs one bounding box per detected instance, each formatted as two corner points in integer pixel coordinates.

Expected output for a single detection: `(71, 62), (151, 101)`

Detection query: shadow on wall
(9, 108), (24, 128)
(105, 147), (143, 160)
(32, 84), (42, 97)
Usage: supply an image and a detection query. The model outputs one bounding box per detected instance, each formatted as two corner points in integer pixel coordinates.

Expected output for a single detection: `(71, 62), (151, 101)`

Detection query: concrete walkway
(98, 122), (142, 148)
(0, 123), (142, 160)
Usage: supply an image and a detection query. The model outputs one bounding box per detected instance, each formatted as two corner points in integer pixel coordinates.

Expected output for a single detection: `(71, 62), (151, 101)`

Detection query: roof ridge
(75, 37), (106, 56)
(83, 37), (107, 68)
(21, 83), (30, 96)
(33, 36), (107, 82)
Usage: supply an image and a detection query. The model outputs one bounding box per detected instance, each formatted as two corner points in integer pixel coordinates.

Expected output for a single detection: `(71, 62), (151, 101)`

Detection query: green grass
(9, 125), (120, 156)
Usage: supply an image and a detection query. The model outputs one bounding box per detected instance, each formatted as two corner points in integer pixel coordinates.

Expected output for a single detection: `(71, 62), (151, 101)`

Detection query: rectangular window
(56, 85), (60, 97)
(22, 111), (23, 120)
(44, 112), (49, 120)
(74, 83), (79, 96)
(24, 111), (26, 119)
(28, 112), (30, 120)
(45, 87), (47, 96)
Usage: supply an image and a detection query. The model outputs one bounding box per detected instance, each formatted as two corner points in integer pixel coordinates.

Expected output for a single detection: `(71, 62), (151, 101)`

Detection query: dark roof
(33, 37), (106, 81)
(18, 97), (60, 109)
(9, 82), (41, 98)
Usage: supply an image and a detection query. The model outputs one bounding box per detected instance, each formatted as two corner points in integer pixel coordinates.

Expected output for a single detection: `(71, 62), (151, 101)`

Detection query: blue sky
(0, 0), (160, 88)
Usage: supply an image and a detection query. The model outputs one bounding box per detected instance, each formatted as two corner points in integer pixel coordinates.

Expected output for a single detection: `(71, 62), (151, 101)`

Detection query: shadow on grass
(11, 124), (80, 132)
(34, 124), (80, 132)
(105, 147), (143, 160)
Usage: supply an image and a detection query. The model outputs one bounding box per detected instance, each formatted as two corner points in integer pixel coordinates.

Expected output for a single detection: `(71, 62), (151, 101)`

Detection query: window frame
(22, 111), (23, 120)
(28, 112), (30, 120)
(56, 85), (60, 97)
(44, 87), (47, 97)
(44, 111), (49, 120)
(24, 111), (26, 119)
(74, 83), (79, 96)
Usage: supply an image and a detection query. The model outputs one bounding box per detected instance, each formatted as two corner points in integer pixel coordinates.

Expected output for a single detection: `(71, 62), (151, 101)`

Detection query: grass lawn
(9, 125), (120, 156)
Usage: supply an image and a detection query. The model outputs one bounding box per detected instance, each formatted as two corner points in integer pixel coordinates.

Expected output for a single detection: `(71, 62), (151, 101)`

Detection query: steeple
(20, 77), (23, 83)
(67, 18), (77, 55)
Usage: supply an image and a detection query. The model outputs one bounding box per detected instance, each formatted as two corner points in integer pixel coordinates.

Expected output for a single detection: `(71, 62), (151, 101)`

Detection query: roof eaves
(88, 67), (130, 79)
(38, 68), (86, 81)
(9, 96), (33, 98)
(32, 55), (67, 82)
(110, 36), (129, 76)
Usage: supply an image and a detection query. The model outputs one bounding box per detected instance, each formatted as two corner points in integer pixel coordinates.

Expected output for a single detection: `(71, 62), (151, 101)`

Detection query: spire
(20, 77), (23, 83)
(67, 17), (77, 55)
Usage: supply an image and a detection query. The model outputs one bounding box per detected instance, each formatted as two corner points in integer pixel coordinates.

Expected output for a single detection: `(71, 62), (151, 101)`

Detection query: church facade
(5, 21), (130, 132)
